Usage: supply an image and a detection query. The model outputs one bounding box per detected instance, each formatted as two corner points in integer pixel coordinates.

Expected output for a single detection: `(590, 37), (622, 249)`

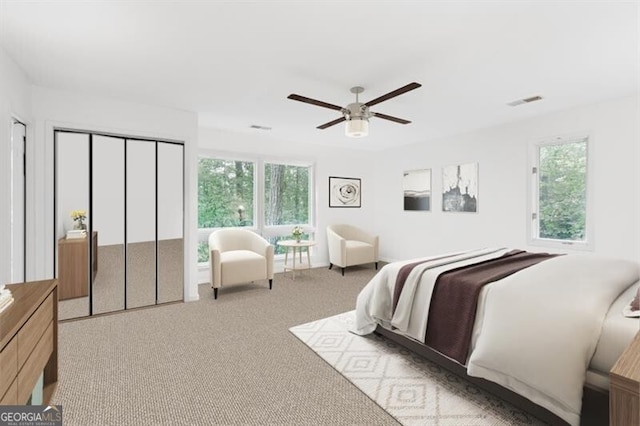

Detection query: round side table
(277, 240), (316, 279)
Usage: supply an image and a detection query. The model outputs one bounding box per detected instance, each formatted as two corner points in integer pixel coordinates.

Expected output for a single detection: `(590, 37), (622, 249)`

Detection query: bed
(352, 248), (640, 426)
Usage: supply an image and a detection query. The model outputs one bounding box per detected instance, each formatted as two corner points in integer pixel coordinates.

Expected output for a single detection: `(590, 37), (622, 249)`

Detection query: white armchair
(209, 229), (274, 299)
(326, 224), (379, 276)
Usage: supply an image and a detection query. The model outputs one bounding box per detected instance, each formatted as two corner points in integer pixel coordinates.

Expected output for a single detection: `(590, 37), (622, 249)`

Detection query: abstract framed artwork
(442, 162), (478, 213)
(403, 169), (431, 211)
(329, 176), (361, 208)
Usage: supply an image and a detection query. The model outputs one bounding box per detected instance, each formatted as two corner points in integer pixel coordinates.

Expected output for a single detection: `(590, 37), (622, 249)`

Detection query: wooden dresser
(0, 280), (58, 405)
(610, 331), (640, 425)
(58, 231), (98, 300)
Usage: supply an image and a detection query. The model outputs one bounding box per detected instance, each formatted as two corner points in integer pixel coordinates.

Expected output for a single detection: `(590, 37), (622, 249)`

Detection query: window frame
(527, 133), (594, 251)
(197, 150), (316, 265)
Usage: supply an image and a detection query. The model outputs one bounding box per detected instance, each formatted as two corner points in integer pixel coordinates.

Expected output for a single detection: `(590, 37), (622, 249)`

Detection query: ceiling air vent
(507, 95), (543, 107)
(249, 124), (272, 130)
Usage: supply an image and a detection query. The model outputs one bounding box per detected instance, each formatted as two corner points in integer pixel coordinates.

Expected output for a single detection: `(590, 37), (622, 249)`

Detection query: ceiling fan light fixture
(288, 82), (420, 136)
(345, 118), (369, 138)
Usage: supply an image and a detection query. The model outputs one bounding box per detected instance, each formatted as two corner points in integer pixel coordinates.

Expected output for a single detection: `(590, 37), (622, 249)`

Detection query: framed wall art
(403, 169), (431, 211)
(329, 176), (361, 208)
(442, 163), (478, 213)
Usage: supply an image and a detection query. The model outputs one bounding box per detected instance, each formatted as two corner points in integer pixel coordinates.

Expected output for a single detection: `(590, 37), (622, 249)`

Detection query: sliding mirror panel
(126, 140), (157, 309)
(157, 142), (184, 303)
(92, 136), (125, 315)
(56, 132), (90, 320)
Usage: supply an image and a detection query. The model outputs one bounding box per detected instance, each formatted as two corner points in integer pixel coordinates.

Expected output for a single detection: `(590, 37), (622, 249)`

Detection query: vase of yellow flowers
(292, 226), (303, 243)
(71, 210), (87, 230)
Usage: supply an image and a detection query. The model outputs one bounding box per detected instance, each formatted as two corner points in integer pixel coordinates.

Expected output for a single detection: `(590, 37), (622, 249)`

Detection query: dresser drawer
(17, 293), (53, 369)
(0, 378), (17, 405)
(0, 337), (18, 398)
(17, 321), (53, 404)
(0, 281), (58, 406)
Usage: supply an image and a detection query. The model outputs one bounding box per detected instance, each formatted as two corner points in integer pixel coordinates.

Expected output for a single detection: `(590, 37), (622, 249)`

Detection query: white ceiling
(1, 1), (638, 150)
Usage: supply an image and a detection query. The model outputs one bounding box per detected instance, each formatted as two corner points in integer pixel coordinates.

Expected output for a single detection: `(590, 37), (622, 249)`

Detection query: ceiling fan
(287, 82), (422, 138)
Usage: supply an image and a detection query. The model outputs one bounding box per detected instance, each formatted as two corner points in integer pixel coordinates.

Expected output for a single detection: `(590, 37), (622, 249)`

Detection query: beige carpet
(52, 265), (400, 425)
(290, 311), (547, 426)
(52, 264), (552, 425)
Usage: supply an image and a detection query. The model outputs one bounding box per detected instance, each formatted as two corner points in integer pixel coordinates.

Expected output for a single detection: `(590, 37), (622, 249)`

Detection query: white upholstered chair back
(326, 224), (379, 275)
(209, 228), (268, 254)
(208, 228), (274, 299)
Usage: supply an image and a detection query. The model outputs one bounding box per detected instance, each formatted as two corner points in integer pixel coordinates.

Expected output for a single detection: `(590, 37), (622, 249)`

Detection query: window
(198, 158), (255, 228)
(264, 163), (309, 226)
(198, 154), (314, 263)
(530, 135), (591, 249)
(198, 158), (255, 263)
(264, 163), (311, 255)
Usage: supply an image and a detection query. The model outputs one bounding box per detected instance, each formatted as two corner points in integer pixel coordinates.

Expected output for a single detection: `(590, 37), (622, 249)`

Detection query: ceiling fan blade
(317, 116), (346, 129)
(364, 82), (422, 107)
(373, 112), (411, 124)
(287, 94), (343, 111)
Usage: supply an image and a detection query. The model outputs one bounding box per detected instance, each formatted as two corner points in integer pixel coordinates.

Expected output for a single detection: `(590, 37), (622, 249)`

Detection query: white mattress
(586, 280), (640, 390)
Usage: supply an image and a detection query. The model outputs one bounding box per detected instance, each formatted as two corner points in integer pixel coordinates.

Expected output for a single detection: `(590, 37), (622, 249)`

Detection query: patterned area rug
(290, 311), (547, 426)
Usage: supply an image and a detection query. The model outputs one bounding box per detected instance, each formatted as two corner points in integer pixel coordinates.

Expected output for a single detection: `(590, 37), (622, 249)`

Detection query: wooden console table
(0, 279), (58, 405)
(58, 231), (98, 300)
(610, 331), (640, 425)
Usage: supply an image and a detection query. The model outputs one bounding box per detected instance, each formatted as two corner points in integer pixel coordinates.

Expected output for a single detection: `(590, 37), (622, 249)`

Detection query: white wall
(372, 95), (640, 264)
(197, 128), (378, 270)
(0, 47), (32, 286)
(31, 86), (200, 301)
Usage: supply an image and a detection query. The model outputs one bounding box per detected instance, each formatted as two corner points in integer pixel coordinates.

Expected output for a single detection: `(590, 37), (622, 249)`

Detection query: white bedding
(590, 280), (640, 376)
(585, 280), (640, 391)
(352, 249), (639, 426)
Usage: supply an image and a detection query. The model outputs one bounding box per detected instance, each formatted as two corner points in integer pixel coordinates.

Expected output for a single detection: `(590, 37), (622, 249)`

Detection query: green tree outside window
(198, 159), (312, 262)
(538, 140), (587, 241)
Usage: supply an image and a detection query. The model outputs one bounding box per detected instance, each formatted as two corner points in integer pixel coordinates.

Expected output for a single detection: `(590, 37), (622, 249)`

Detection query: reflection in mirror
(157, 143), (184, 303)
(92, 136), (125, 315)
(126, 140), (156, 309)
(56, 132), (90, 320)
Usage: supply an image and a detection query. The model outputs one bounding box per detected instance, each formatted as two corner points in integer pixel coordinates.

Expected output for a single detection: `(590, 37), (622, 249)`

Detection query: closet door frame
(11, 119), (27, 283)
(53, 128), (185, 317)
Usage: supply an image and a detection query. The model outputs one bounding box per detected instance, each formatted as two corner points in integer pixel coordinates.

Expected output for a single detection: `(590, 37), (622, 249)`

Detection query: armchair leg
(342, 267), (345, 276)
(329, 263), (333, 270)
(214, 288), (218, 300)
(269, 279), (273, 290)
(375, 262), (378, 270)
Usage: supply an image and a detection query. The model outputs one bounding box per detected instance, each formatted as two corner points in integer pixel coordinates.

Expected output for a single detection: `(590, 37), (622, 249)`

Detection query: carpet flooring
(290, 311), (547, 426)
(51, 264), (554, 425)
(52, 264), (399, 425)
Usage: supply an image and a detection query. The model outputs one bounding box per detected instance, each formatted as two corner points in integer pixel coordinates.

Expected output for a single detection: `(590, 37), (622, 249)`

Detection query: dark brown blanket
(424, 249), (559, 364)
(392, 253), (461, 314)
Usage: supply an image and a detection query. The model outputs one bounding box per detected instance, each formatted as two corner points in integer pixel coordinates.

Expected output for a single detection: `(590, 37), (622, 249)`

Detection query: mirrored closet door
(55, 132), (91, 319)
(92, 135), (125, 315)
(157, 142), (184, 304)
(126, 140), (156, 310)
(55, 130), (184, 320)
